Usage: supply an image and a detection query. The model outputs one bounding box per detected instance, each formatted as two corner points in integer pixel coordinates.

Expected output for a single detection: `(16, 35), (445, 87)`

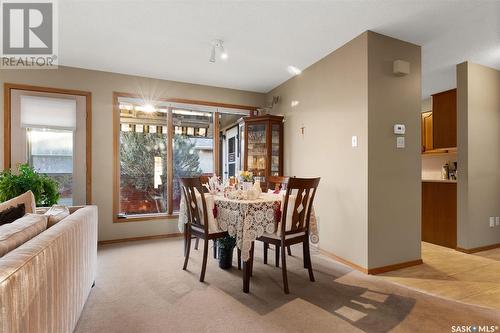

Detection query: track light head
(209, 45), (216, 63)
(209, 39), (227, 63)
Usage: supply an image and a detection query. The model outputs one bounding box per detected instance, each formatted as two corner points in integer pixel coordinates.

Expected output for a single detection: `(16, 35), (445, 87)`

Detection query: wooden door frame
(4, 83), (92, 204)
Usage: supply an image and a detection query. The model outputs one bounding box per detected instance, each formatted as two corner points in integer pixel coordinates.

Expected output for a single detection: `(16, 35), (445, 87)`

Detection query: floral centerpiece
(240, 170), (253, 182)
(240, 171), (253, 191)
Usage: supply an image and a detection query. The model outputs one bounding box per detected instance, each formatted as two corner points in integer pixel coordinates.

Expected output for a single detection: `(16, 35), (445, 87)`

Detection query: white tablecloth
(179, 193), (319, 261)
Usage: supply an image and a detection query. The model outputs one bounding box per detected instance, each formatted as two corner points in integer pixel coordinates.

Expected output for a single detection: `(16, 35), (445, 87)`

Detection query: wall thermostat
(394, 124), (405, 135)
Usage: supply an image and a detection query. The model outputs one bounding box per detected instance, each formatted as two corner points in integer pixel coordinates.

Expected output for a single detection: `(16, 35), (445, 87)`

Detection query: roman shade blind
(20, 95), (77, 130)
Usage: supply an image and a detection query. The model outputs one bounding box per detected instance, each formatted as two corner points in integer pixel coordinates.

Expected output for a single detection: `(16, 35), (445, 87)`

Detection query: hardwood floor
(380, 242), (500, 309)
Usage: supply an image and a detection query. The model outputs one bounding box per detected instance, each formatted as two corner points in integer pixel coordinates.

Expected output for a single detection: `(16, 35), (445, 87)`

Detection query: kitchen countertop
(422, 179), (457, 183)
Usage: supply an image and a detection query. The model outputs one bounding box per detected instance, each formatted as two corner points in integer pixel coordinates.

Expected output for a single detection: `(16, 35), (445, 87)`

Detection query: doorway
(223, 125), (239, 181)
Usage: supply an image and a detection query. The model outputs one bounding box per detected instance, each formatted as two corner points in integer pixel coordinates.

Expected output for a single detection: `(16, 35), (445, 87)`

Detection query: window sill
(113, 213), (179, 223)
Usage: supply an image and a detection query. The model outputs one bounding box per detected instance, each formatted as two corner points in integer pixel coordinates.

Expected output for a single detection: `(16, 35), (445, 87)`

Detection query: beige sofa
(0, 206), (98, 333)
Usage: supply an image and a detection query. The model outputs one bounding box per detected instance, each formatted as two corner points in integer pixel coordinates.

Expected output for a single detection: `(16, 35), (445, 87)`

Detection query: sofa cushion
(0, 213), (48, 257)
(0, 191), (36, 214)
(45, 205), (70, 227)
(0, 203), (25, 226)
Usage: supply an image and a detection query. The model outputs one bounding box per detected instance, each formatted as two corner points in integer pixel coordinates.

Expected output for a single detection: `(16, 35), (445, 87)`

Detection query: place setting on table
(178, 172), (320, 294)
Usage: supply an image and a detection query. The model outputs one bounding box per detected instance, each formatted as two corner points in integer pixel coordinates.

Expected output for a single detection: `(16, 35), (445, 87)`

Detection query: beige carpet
(75, 238), (499, 333)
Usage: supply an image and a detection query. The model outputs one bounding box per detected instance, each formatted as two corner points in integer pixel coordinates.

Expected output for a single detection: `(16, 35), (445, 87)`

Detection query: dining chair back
(257, 176), (321, 294)
(180, 177), (228, 282)
(266, 176), (289, 192)
(199, 175), (213, 193)
(181, 177), (209, 234)
(281, 177), (320, 236)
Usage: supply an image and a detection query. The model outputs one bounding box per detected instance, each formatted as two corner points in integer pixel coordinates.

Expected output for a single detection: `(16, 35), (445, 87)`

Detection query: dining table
(178, 191), (319, 292)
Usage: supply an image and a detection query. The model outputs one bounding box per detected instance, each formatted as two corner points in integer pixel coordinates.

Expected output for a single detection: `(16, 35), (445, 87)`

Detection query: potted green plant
(217, 235), (237, 269)
(0, 163), (60, 206)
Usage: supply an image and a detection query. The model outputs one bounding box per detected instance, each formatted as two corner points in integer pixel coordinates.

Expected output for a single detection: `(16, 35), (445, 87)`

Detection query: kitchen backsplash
(422, 152), (457, 180)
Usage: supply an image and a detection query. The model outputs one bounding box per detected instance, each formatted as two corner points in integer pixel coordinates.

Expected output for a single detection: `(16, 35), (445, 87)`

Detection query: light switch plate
(490, 217), (495, 227)
(496, 217), (500, 226)
(352, 136), (358, 147)
(396, 136), (405, 148)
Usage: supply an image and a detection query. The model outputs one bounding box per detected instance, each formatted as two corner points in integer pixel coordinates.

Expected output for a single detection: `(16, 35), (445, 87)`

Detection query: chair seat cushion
(0, 213), (48, 257)
(262, 231), (305, 240)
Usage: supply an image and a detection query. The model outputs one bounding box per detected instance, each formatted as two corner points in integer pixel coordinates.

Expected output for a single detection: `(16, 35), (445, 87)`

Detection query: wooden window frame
(3, 83), (92, 204)
(112, 92), (257, 223)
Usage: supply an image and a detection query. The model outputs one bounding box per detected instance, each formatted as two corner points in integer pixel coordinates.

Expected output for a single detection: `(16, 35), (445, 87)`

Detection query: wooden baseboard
(318, 248), (368, 273)
(455, 242), (500, 254)
(367, 259), (423, 275)
(98, 233), (183, 246)
(318, 248), (423, 275)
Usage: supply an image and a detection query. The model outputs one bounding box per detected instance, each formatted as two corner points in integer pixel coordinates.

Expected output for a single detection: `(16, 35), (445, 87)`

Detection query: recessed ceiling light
(287, 65), (302, 75)
(220, 51), (228, 60)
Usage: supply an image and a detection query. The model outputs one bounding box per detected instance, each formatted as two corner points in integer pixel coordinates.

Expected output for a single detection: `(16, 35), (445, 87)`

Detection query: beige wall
(0, 66), (265, 241)
(267, 31), (422, 269)
(367, 32), (421, 268)
(457, 62), (500, 249)
(267, 33), (369, 267)
(421, 97), (432, 112)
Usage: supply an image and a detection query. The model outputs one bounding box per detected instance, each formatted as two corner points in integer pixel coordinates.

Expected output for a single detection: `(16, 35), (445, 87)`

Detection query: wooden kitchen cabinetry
(421, 88), (457, 153)
(421, 181), (457, 249)
(432, 89), (457, 150)
(421, 111), (433, 152)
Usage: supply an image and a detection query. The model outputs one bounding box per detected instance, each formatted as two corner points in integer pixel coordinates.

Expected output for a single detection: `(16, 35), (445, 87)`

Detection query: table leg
(242, 242), (254, 293)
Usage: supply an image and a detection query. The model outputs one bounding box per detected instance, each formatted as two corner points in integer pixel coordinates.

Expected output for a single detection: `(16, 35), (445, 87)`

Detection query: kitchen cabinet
(240, 115), (284, 180)
(432, 89), (457, 149)
(422, 181), (457, 249)
(421, 111), (433, 152)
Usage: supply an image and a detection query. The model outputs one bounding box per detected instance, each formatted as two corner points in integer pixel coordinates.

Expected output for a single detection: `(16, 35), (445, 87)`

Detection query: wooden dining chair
(256, 177), (320, 294)
(182, 175), (207, 256)
(265, 176), (293, 261)
(198, 174), (217, 258)
(199, 175), (210, 191)
(266, 175), (289, 193)
(181, 177), (228, 282)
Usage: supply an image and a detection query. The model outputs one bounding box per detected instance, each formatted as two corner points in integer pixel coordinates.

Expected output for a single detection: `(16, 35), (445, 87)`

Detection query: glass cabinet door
(271, 123), (281, 176)
(247, 122), (267, 177)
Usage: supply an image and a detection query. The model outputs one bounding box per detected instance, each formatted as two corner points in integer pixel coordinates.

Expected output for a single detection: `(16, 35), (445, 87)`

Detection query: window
(20, 94), (77, 205)
(5, 85), (91, 206)
(172, 110), (213, 211)
(118, 106), (168, 217)
(114, 94), (252, 221)
(27, 128), (74, 205)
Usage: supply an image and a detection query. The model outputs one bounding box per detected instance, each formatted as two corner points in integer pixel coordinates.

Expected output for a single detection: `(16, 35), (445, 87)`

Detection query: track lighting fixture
(209, 39), (228, 63)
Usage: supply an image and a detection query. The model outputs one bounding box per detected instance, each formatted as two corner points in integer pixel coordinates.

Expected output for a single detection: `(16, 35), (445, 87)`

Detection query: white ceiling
(60, 0), (500, 98)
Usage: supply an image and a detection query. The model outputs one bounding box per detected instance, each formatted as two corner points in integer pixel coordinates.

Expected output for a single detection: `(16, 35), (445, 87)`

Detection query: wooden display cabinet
(240, 115), (284, 180)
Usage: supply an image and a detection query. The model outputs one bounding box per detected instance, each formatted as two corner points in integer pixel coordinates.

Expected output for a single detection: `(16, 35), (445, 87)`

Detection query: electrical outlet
(496, 217), (500, 226)
(490, 217), (495, 228)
